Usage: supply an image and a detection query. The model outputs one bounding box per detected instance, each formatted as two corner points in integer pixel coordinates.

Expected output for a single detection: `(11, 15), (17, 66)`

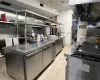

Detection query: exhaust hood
(70, 0), (100, 26)
(69, 0), (100, 5)
(76, 2), (100, 24)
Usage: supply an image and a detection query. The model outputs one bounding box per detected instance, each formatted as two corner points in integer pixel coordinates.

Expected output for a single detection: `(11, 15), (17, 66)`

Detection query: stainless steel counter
(4, 41), (55, 55)
(4, 37), (63, 80)
(64, 45), (78, 57)
(4, 37), (64, 55)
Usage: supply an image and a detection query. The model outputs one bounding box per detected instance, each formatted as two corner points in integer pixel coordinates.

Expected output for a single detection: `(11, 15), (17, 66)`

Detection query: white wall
(57, 9), (72, 46)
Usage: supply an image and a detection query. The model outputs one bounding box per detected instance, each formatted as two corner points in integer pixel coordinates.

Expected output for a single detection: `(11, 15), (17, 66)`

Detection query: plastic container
(37, 34), (40, 43)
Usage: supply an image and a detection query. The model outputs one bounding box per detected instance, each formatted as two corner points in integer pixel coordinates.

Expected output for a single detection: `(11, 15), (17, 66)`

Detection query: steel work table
(4, 37), (63, 80)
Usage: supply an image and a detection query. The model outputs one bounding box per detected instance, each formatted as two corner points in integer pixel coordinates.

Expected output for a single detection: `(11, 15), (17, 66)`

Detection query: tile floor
(0, 46), (71, 80)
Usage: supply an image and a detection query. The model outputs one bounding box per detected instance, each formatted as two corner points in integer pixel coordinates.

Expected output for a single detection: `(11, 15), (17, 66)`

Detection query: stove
(66, 43), (100, 80)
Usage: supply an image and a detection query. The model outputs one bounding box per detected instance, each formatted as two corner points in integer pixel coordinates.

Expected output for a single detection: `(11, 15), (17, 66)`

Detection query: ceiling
(0, 0), (69, 17)
(41, 0), (69, 10)
(0, 0), (58, 17)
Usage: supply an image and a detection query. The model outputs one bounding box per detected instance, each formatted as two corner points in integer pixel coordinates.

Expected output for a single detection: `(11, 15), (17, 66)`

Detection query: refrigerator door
(56, 40), (63, 55)
(26, 50), (43, 80)
(43, 45), (52, 68)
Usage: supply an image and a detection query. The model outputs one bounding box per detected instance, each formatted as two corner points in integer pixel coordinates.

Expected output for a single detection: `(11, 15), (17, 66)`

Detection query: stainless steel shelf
(18, 22), (48, 27)
(0, 21), (16, 25)
(16, 9), (63, 43)
(17, 9), (50, 20)
(17, 9), (63, 25)
(18, 37), (31, 38)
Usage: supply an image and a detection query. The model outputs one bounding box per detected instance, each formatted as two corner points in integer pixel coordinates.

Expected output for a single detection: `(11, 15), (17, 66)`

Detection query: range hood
(69, 0), (100, 5)
(69, 0), (100, 26)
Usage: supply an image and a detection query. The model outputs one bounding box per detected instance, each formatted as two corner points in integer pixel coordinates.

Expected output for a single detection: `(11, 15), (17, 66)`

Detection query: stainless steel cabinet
(26, 50), (43, 80)
(56, 39), (63, 55)
(43, 45), (52, 68)
(6, 54), (25, 80)
(51, 43), (56, 61)
(5, 43), (56, 80)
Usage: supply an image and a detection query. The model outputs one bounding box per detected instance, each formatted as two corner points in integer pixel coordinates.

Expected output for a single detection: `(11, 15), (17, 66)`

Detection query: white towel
(13, 38), (19, 45)
(5, 38), (12, 47)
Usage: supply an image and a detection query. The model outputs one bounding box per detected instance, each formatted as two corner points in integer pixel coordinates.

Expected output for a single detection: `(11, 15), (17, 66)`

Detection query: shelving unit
(16, 9), (49, 43)
(16, 9), (64, 43)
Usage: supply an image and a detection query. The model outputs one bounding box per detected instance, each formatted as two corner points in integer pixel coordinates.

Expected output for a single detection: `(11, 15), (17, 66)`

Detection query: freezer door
(43, 45), (52, 68)
(26, 50), (43, 80)
(51, 44), (56, 60)
(56, 40), (63, 55)
(6, 54), (25, 80)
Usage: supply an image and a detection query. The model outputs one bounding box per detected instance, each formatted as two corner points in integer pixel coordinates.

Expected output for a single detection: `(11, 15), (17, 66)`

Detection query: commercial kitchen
(0, 0), (100, 80)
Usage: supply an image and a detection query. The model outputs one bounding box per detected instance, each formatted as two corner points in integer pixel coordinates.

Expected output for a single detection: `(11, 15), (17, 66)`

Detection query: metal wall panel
(0, 24), (17, 39)
(69, 0), (100, 5)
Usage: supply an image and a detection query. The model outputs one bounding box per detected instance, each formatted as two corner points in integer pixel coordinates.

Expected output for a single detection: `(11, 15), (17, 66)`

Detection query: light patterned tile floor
(0, 46), (71, 80)
(38, 46), (71, 80)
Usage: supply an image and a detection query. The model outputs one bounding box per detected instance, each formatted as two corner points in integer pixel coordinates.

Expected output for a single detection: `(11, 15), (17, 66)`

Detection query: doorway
(72, 19), (78, 44)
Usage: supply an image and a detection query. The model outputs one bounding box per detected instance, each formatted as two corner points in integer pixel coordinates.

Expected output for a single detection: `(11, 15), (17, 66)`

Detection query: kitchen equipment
(75, 43), (100, 58)
(26, 49), (43, 80)
(50, 27), (57, 35)
(5, 41), (55, 80)
(37, 34), (40, 43)
(43, 44), (52, 68)
(43, 37), (47, 42)
(66, 43), (100, 80)
(67, 55), (100, 80)
(1, 14), (6, 21)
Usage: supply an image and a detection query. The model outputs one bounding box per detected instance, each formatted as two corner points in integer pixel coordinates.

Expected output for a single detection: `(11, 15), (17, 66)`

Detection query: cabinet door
(56, 40), (63, 55)
(51, 44), (56, 61)
(43, 45), (52, 68)
(58, 40), (63, 51)
(26, 51), (43, 80)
